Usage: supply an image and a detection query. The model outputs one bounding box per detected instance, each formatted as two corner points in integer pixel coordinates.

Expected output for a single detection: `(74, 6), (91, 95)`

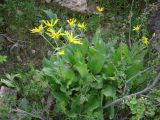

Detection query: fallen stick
(103, 72), (160, 109)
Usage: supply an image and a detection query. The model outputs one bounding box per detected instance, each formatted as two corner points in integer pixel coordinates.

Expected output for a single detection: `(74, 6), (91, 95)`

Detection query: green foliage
(39, 27), (149, 119)
(0, 0), (159, 120)
(0, 55), (7, 64)
(0, 0), (45, 34)
(125, 97), (146, 120)
(1, 73), (21, 88)
(125, 92), (160, 120)
(40, 29), (106, 119)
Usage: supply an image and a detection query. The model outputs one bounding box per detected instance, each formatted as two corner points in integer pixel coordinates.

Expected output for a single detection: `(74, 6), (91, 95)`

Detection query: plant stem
(128, 0), (135, 49)
(41, 35), (55, 49)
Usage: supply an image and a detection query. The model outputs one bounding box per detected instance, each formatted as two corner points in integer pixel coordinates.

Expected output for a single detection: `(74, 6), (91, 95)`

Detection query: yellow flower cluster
(78, 22), (86, 30)
(142, 36), (149, 45)
(46, 28), (64, 39)
(132, 24), (150, 45)
(65, 31), (82, 45)
(30, 24), (43, 33)
(42, 19), (58, 27)
(67, 18), (77, 26)
(96, 6), (104, 13)
(30, 18), (85, 55)
(67, 18), (87, 30)
(133, 25), (140, 32)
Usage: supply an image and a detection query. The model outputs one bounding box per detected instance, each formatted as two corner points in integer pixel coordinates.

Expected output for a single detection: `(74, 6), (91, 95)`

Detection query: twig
(151, 103), (160, 109)
(12, 108), (43, 120)
(123, 67), (151, 95)
(128, 0), (135, 49)
(103, 72), (160, 109)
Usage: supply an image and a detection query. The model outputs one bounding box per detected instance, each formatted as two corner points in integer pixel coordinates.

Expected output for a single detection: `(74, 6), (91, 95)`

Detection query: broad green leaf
(68, 97), (81, 117)
(102, 63), (116, 77)
(63, 45), (75, 64)
(42, 67), (54, 77)
(60, 67), (75, 80)
(92, 28), (106, 53)
(79, 39), (89, 57)
(88, 47), (105, 74)
(102, 85), (116, 98)
(90, 75), (103, 89)
(52, 88), (68, 103)
(126, 64), (143, 78)
(74, 63), (88, 78)
(108, 106), (115, 119)
(43, 9), (57, 20)
(116, 43), (129, 60)
(84, 95), (100, 113)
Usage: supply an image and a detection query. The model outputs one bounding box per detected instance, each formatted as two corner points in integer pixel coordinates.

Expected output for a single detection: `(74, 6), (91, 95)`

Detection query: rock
(53, 0), (89, 13)
(0, 86), (17, 100)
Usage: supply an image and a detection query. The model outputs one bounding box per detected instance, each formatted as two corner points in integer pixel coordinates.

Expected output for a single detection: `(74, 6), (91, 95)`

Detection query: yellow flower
(67, 18), (77, 26)
(78, 22), (86, 30)
(42, 19), (58, 27)
(57, 50), (64, 55)
(65, 31), (82, 44)
(96, 6), (104, 12)
(30, 24), (43, 33)
(142, 36), (149, 45)
(133, 25), (140, 32)
(46, 28), (64, 39)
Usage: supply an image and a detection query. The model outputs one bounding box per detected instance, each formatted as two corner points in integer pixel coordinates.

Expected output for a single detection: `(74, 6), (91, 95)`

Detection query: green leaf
(126, 63), (143, 78)
(102, 63), (116, 77)
(52, 86), (68, 103)
(68, 97), (81, 117)
(79, 39), (89, 57)
(108, 106), (115, 119)
(129, 97), (138, 105)
(43, 9), (57, 20)
(92, 28), (106, 52)
(113, 43), (129, 63)
(1, 79), (15, 88)
(42, 58), (53, 68)
(84, 95), (100, 113)
(74, 63), (88, 78)
(88, 47), (105, 74)
(59, 66), (75, 89)
(42, 67), (54, 77)
(102, 85), (116, 98)
(0, 55), (7, 64)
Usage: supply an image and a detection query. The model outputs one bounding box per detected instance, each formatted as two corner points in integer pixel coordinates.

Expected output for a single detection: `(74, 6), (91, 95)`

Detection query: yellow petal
(57, 50), (64, 55)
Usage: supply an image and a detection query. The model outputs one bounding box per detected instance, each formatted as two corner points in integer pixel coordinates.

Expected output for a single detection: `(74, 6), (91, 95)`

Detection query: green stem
(41, 35), (55, 49)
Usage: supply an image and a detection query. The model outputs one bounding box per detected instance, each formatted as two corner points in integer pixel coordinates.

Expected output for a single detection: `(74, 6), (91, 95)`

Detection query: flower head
(67, 18), (77, 26)
(30, 24), (43, 33)
(43, 19), (58, 27)
(96, 6), (104, 12)
(65, 31), (82, 44)
(133, 25), (140, 32)
(142, 36), (149, 45)
(57, 50), (64, 55)
(78, 22), (86, 30)
(46, 28), (64, 39)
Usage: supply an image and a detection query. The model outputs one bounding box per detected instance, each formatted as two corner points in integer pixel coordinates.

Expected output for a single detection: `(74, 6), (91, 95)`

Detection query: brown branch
(103, 72), (160, 109)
